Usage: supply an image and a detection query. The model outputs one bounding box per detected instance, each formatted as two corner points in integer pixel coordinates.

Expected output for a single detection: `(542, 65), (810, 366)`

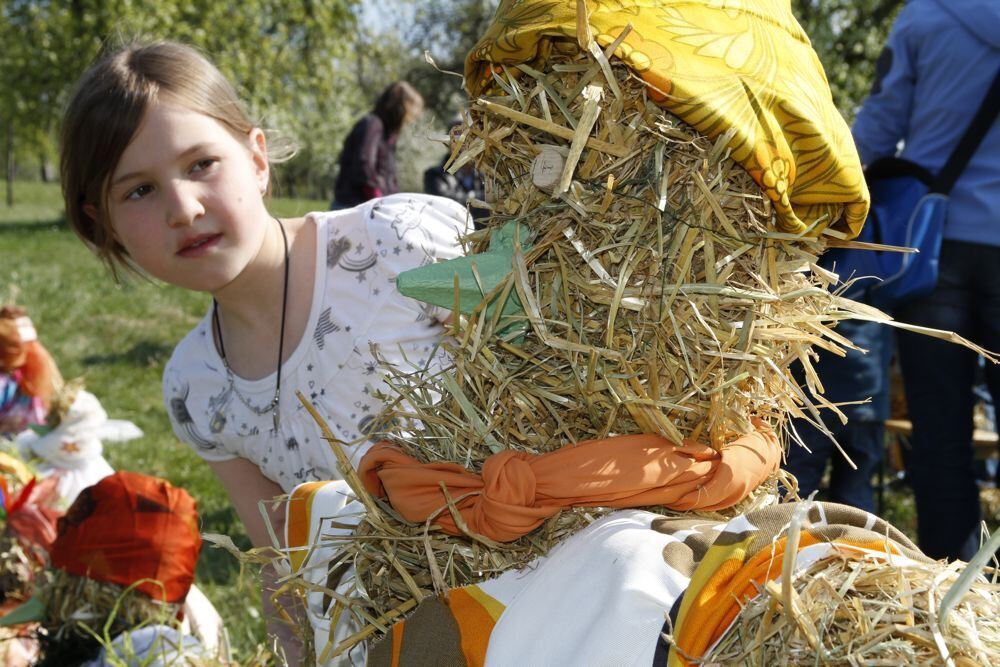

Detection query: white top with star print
(162, 194), (470, 491)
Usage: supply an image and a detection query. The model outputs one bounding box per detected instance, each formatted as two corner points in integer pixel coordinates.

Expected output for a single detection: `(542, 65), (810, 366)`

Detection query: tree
(792, 0), (906, 120)
(0, 0), (905, 203)
(0, 0), (360, 203)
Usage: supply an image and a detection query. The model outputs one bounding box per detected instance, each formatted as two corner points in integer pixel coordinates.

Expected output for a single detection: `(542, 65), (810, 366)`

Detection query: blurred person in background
(424, 119), (489, 229)
(784, 321), (891, 514)
(851, 0), (1000, 561)
(332, 81), (424, 209)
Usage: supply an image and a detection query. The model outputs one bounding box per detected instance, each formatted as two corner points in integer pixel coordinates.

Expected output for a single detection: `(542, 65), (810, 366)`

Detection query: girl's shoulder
(164, 309), (219, 383)
(310, 194), (471, 283)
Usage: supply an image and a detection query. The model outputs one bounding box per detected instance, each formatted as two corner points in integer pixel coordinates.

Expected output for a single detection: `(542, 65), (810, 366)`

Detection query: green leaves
(0, 0), (902, 203)
(0, 0), (360, 199)
(791, 0), (906, 120)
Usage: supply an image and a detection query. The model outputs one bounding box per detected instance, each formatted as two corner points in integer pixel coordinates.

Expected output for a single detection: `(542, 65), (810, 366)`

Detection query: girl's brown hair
(61, 41), (263, 280)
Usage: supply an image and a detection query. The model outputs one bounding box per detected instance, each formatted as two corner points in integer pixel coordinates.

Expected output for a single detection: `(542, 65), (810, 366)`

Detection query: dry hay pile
(394, 55), (859, 456)
(702, 553), (1000, 666)
(294, 38), (892, 653)
(37, 569), (183, 643)
(34, 569), (264, 666)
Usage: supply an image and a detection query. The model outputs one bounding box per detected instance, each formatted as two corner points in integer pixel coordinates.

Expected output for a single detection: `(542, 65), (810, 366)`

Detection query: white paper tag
(15, 316), (37, 342)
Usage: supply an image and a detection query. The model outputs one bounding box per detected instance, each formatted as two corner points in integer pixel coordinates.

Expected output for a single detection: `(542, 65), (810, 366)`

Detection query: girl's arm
(208, 458), (304, 665)
(208, 457), (284, 549)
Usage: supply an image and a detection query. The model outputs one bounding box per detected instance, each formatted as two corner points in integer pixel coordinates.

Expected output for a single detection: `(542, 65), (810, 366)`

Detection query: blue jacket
(852, 0), (1000, 248)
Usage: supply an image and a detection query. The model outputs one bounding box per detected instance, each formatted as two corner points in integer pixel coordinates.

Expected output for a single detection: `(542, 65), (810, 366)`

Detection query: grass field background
(2, 180), (327, 659)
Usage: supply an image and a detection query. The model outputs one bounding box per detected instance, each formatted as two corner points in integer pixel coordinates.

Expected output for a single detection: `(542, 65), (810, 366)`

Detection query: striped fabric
(285, 480), (366, 665)
(356, 502), (927, 666)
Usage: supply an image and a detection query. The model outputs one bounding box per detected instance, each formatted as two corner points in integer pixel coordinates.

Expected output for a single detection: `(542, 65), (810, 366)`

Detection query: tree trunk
(6, 121), (13, 207)
(40, 150), (52, 183)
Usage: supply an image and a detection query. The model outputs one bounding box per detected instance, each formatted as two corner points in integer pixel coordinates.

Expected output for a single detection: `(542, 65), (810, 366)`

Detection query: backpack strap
(935, 66), (1000, 193)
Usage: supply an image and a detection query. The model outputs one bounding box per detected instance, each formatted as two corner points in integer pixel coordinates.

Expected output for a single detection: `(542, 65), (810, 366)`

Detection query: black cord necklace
(212, 217), (290, 433)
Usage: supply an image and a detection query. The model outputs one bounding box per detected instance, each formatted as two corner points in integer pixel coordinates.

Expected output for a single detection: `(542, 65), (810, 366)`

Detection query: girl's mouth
(177, 233), (222, 257)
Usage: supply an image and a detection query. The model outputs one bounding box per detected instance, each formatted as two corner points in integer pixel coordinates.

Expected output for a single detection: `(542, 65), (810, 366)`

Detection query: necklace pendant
(273, 409), (280, 434)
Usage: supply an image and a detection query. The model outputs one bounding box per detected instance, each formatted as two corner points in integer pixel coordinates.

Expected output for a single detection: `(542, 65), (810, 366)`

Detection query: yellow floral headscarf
(466, 0), (869, 237)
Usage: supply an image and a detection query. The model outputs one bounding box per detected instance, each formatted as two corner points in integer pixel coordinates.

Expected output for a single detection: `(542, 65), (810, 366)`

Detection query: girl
(60, 41), (469, 663)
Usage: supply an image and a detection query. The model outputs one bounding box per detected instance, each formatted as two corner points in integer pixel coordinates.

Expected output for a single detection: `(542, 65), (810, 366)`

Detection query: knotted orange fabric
(359, 421), (781, 542)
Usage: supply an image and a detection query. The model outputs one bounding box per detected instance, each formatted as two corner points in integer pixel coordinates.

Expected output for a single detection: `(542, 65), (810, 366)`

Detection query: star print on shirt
(314, 308), (340, 350)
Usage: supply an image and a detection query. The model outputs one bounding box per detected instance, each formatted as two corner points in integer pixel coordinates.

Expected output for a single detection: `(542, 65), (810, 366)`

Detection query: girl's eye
(125, 184), (154, 201)
(191, 158), (217, 173)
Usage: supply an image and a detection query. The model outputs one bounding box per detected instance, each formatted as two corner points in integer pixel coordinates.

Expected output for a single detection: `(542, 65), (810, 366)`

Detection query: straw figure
(0, 471), (206, 666)
(15, 386), (142, 510)
(0, 307), (62, 436)
(277, 1), (1000, 663)
(0, 453), (58, 617)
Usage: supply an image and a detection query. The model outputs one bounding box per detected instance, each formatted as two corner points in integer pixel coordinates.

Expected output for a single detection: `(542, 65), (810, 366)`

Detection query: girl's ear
(248, 128), (270, 193)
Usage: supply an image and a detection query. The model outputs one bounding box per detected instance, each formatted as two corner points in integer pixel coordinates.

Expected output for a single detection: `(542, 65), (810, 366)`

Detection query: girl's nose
(165, 182), (206, 227)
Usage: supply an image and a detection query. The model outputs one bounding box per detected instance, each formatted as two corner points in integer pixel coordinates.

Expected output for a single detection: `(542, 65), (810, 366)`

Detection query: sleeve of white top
(365, 194), (472, 321)
(162, 351), (237, 462)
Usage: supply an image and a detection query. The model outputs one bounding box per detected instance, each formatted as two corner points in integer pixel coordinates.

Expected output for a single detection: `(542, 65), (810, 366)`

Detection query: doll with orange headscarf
(0, 306), (61, 435)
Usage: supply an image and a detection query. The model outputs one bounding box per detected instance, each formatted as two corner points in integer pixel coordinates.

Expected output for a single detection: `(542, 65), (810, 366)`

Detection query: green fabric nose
(0, 594), (46, 626)
(396, 221), (529, 337)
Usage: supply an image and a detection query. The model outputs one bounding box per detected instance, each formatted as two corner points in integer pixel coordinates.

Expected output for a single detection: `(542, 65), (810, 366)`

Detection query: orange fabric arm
(359, 423), (780, 542)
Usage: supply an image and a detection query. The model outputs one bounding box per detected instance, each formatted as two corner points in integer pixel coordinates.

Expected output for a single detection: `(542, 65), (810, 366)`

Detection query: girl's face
(102, 102), (270, 292)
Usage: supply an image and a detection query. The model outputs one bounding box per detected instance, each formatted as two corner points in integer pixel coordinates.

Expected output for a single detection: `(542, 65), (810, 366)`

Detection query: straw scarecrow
(1, 307), (62, 436)
(0, 471), (206, 666)
(278, 1), (1000, 664)
(15, 386), (142, 510)
(0, 444), (58, 637)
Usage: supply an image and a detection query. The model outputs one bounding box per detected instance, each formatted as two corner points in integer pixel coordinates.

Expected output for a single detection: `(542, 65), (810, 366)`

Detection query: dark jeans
(785, 419), (883, 513)
(896, 240), (1000, 561)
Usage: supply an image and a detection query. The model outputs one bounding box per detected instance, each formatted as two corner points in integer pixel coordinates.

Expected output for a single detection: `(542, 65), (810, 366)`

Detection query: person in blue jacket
(851, 0), (1000, 561)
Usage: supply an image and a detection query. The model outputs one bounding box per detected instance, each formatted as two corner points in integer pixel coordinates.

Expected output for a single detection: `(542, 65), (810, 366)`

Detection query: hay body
(293, 40), (878, 653)
(388, 58), (849, 459)
(39, 569), (182, 641)
(0, 534), (37, 607)
(702, 554), (1000, 666)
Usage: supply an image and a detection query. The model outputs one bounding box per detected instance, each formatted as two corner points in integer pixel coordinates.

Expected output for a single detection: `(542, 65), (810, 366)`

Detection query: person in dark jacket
(851, 0), (1000, 561)
(784, 320), (891, 514)
(423, 120), (489, 228)
(332, 82), (424, 208)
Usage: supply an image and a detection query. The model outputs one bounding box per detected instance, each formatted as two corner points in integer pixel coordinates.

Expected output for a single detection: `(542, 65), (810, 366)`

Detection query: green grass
(2, 181), (327, 660)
